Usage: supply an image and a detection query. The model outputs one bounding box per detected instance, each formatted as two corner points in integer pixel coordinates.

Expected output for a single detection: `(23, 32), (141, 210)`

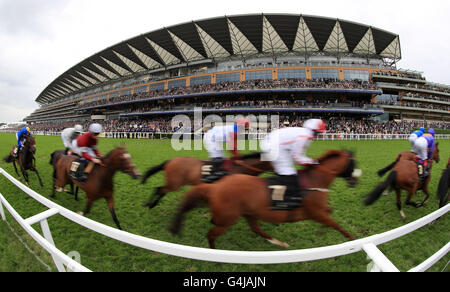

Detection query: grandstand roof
(36, 14), (401, 104)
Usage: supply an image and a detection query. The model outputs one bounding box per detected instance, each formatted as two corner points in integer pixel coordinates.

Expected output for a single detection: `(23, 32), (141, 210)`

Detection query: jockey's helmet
(89, 123), (103, 134)
(303, 119), (327, 132)
(236, 118), (250, 128)
(419, 127), (425, 133)
(74, 124), (83, 133)
(427, 128), (435, 137)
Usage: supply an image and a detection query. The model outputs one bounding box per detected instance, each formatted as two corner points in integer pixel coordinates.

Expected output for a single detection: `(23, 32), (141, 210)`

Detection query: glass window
(190, 75), (211, 86)
(110, 91), (119, 98)
(168, 79), (187, 89)
(344, 70), (370, 81)
(278, 69), (306, 79)
(134, 86), (147, 93)
(120, 89), (132, 96)
(311, 68), (339, 79)
(150, 82), (165, 91)
(245, 70), (272, 81)
(216, 73), (240, 84)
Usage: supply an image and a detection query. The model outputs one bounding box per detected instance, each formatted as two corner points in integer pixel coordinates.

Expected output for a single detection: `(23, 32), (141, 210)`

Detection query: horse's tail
(3, 155), (13, 163)
(169, 184), (211, 235)
(365, 171), (397, 206)
(437, 167), (450, 208)
(377, 154), (402, 177)
(141, 160), (169, 184)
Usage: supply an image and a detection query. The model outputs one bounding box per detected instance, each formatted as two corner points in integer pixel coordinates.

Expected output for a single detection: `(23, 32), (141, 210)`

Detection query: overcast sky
(1, 0), (449, 123)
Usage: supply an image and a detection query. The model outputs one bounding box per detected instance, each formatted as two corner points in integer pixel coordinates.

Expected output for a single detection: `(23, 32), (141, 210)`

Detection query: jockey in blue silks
(15, 126), (31, 157)
(408, 127), (425, 152)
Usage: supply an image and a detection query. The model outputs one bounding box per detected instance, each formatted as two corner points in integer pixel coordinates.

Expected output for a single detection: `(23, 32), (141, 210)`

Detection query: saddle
(266, 175), (305, 211)
(201, 158), (229, 183)
(69, 158), (94, 183)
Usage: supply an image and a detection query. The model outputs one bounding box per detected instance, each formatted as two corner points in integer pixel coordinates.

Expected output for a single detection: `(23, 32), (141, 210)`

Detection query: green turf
(0, 133), (448, 272)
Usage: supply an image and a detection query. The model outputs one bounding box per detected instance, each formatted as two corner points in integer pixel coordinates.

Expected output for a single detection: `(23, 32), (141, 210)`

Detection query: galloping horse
(3, 135), (43, 187)
(436, 158), (450, 209)
(170, 150), (361, 249)
(141, 153), (273, 209)
(52, 147), (140, 229)
(365, 144), (440, 220)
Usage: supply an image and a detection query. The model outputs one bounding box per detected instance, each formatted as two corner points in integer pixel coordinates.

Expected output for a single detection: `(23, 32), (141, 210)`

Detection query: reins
(233, 160), (265, 173)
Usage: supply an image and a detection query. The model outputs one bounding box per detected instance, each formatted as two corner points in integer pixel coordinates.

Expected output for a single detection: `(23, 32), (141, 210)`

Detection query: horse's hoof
(77, 211), (84, 216)
(267, 238), (290, 248)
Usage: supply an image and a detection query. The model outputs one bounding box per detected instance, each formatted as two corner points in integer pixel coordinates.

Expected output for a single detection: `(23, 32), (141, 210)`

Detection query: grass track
(0, 133), (448, 272)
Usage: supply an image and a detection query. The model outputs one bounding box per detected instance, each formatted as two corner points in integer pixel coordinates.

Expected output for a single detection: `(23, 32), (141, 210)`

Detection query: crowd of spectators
(78, 78), (379, 110)
(20, 117), (449, 136)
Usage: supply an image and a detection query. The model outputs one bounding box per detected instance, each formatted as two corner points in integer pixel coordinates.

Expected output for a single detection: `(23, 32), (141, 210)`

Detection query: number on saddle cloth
(267, 176), (304, 211)
(69, 158), (90, 182)
(201, 159), (228, 183)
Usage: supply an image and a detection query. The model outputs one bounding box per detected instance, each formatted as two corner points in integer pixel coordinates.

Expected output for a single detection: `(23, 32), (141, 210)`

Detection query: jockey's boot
(13, 147), (19, 158)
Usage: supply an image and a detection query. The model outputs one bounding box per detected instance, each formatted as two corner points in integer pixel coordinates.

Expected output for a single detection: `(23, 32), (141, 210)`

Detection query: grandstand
(23, 14), (449, 134)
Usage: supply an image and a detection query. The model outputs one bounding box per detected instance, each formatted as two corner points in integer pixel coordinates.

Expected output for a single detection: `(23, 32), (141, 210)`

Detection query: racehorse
(436, 158), (450, 209)
(141, 153), (273, 209)
(52, 147), (140, 229)
(3, 135), (43, 187)
(169, 150), (361, 249)
(365, 144), (440, 220)
(50, 150), (78, 199)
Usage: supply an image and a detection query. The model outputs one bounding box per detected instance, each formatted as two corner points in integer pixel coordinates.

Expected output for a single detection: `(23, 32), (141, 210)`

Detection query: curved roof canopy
(37, 14), (401, 104)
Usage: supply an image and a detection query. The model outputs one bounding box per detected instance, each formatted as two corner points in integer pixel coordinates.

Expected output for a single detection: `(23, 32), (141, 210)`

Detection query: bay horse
(53, 147), (140, 229)
(436, 158), (450, 209)
(3, 135), (43, 187)
(365, 143), (440, 220)
(169, 150), (361, 249)
(141, 152), (273, 209)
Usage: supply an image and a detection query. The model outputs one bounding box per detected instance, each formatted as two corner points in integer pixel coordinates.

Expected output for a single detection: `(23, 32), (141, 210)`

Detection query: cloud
(0, 0), (449, 123)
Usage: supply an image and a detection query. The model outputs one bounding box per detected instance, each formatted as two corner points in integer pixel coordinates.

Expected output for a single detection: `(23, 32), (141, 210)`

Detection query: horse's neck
(307, 164), (337, 188)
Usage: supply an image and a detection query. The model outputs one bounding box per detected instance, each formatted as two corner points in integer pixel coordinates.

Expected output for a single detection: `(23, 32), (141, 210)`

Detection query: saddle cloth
(69, 158), (92, 183)
(266, 175), (305, 211)
(201, 160), (229, 183)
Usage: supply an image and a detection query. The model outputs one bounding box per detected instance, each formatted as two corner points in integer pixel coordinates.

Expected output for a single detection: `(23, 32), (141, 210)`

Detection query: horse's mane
(317, 150), (348, 163)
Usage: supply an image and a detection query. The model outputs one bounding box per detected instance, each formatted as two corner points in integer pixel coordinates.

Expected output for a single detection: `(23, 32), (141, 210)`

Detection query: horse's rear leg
(106, 197), (122, 230)
(143, 186), (167, 209)
(395, 189), (406, 221)
(207, 225), (231, 249)
(245, 216), (289, 248)
(12, 161), (20, 179)
(310, 212), (354, 240)
(405, 187), (421, 208)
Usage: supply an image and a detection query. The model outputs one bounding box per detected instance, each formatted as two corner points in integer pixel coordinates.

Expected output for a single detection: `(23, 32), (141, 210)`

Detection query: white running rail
(0, 167), (448, 272)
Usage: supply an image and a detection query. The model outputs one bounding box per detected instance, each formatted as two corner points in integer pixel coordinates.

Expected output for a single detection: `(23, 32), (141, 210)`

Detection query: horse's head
(24, 135), (36, 154)
(105, 147), (140, 179)
(432, 143), (440, 164)
(317, 150), (362, 188)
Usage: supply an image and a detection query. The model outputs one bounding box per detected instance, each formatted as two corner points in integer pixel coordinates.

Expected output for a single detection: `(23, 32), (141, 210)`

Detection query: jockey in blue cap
(413, 128), (435, 177)
(15, 126), (31, 157)
(408, 127), (425, 152)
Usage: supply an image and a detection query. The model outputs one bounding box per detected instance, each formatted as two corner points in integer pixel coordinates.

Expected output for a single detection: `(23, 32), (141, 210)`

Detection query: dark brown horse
(169, 150), (361, 249)
(141, 153), (273, 209)
(436, 158), (450, 209)
(53, 147), (140, 229)
(365, 144), (440, 220)
(3, 135), (43, 187)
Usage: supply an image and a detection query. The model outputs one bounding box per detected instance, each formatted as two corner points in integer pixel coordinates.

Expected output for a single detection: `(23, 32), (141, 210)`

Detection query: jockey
(261, 119), (327, 177)
(203, 117), (250, 174)
(15, 126), (31, 157)
(72, 123), (104, 165)
(414, 128), (435, 177)
(61, 124), (83, 154)
(408, 127), (425, 152)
